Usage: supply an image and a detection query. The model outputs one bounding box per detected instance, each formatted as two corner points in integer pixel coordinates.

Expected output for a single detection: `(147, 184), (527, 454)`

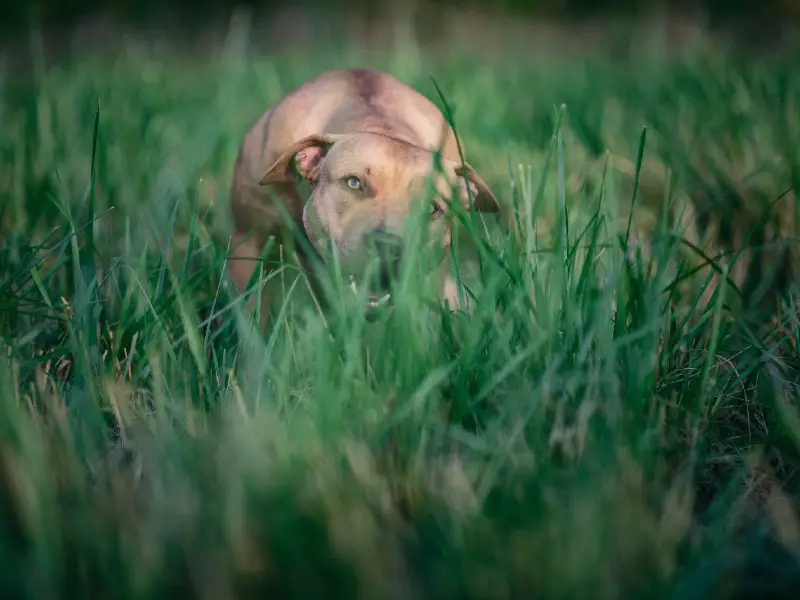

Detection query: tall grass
(2, 17), (800, 599)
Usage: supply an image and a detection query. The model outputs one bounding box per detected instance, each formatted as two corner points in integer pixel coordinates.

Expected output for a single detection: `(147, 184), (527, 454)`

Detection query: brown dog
(226, 67), (500, 325)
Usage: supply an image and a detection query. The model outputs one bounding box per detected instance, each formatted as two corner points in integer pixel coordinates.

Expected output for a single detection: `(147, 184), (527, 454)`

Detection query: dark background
(1, 0), (798, 30)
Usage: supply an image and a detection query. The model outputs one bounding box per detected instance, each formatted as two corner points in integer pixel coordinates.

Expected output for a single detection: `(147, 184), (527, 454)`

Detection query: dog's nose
(362, 229), (403, 267)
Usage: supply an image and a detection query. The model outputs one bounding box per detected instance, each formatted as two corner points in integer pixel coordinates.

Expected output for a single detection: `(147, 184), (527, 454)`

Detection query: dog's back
(237, 69), (458, 185)
(281, 68), (458, 155)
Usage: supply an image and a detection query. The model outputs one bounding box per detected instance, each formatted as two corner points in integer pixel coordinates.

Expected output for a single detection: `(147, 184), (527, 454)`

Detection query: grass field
(2, 14), (800, 599)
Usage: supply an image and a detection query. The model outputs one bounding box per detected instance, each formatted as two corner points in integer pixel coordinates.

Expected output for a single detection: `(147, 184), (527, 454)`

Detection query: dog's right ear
(260, 134), (341, 184)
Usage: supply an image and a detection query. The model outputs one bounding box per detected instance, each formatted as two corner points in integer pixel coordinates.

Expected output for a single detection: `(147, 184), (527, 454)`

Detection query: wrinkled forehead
(324, 135), (435, 180)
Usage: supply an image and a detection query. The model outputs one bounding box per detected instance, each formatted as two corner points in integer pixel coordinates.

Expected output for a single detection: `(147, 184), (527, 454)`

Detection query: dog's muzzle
(349, 229), (403, 309)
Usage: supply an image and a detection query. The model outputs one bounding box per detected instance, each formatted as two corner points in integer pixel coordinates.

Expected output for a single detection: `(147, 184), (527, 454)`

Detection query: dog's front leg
(227, 231), (272, 327)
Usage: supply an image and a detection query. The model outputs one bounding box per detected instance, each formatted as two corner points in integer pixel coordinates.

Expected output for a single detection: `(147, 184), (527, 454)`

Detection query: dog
(226, 67), (500, 326)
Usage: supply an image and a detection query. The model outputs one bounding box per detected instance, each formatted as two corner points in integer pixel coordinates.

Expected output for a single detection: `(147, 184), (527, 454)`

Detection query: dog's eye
(345, 176), (363, 191)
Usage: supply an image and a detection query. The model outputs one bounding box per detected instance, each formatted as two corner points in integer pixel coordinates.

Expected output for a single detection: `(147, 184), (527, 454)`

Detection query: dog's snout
(363, 229), (403, 261)
(363, 229), (404, 286)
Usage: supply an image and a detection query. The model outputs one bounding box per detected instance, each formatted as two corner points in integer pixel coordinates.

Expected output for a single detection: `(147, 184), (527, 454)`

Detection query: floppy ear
(451, 162), (500, 213)
(259, 134), (341, 185)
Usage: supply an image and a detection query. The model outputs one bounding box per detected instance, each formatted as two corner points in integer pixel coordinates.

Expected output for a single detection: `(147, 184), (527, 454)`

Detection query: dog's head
(260, 132), (498, 308)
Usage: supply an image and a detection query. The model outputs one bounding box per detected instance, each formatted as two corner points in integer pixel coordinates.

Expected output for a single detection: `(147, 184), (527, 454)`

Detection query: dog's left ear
(449, 162), (500, 213)
(259, 134), (341, 185)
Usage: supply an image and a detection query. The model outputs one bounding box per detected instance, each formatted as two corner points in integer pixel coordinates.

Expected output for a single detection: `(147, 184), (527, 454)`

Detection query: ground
(1, 12), (800, 600)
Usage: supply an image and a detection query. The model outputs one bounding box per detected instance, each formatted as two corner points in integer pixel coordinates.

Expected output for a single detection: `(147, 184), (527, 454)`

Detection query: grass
(2, 14), (800, 599)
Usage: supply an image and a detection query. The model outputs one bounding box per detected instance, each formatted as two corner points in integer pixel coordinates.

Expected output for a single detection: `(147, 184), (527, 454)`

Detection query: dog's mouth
(348, 275), (393, 309)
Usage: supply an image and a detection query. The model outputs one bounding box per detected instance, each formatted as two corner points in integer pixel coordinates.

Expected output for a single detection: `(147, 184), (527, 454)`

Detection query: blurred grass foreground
(3, 7), (800, 599)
